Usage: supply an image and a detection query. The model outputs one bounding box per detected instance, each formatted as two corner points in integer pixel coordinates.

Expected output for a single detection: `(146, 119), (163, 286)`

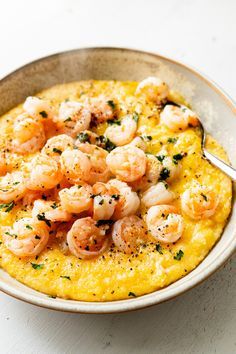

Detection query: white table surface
(0, 0), (235, 353)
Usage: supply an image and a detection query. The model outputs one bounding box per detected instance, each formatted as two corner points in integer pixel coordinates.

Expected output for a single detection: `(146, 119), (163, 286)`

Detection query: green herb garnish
(0, 201), (15, 212)
(167, 137), (178, 144)
(128, 292), (136, 297)
(156, 155), (166, 163)
(60, 275), (71, 280)
(156, 244), (163, 254)
(174, 250), (184, 261)
(107, 100), (116, 109)
(26, 225), (33, 230)
(64, 117), (72, 123)
(39, 111), (48, 118)
(31, 263), (44, 270)
(77, 132), (90, 143)
(133, 112), (139, 123)
(159, 168), (170, 181)
(37, 213), (51, 227)
(52, 148), (62, 154)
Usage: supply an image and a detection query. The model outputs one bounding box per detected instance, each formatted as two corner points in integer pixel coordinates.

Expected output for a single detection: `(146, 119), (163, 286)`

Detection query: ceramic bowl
(0, 48), (235, 313)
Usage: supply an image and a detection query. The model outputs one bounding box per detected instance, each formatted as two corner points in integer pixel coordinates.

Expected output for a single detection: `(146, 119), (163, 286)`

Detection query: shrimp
(67, 217), (110, 259)
(2, 217), (49, 257)
(28, 154), (63, 191)
(60, 149), (91, 184)
(106, 145), (147, 182)
(78, 144), (111, 184)
(23, 96), (55, 122)
(59, 184), (93, 214)
(181, 183), (218, 220)
(112, 215), (147, 254)
(41, 134), (74, 162)
(32, 199), (72, 222)
(92, 182), (119, 220)
(12, 113), (46, 154)
(104, 115), (137, 146)
(160, 105), (199, 132)
(0, 171), (27, 203)
(57, 101), (91, 137)
(129, 154), (162, 192)
(128, 136), (147, 151)
(107, 179), (140, 219)
(146, 205), (184, 243)
(0, 153), (7, 176)
(22, 190), (44, 207)
(135, 77), (169, 104)
(88, 95), (118, 124)
(141, 182), (175, 208)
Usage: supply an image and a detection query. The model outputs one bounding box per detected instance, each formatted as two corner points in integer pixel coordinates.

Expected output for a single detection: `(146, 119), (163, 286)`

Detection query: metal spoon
(172, 103), (236, 181)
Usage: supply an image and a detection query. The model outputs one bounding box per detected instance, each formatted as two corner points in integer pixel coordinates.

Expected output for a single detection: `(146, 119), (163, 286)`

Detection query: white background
(0, 0), (235, 353)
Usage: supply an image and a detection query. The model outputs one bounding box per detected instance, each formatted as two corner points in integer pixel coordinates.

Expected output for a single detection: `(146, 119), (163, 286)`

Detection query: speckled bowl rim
(0, 47), (235, 314)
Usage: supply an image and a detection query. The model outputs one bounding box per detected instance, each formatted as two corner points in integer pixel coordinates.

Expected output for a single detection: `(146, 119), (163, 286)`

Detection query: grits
(0, 80), (232, 301)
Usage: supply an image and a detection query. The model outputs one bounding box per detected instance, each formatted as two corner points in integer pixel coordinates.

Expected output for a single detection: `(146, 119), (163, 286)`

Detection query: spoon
(172, 103), (236, 181)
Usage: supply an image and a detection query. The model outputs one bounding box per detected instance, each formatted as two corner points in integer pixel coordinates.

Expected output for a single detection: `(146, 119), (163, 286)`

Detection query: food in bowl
(0, 77), (232, 301)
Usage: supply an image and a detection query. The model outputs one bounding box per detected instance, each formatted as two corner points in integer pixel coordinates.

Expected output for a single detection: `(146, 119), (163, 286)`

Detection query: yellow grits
(0, 81), (232, 301)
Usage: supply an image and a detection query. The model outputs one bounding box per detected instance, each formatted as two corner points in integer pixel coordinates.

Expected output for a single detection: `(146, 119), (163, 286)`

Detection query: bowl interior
(0, 48), (235, 313)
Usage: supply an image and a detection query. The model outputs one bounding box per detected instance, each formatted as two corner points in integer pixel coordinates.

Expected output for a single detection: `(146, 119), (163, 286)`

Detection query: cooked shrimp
(32, 199), (71, 222)
(0, 171), (27, 203)
(28, 154), (63, 191)
(129, 154), (162, 192)
(57, 101), (91, 137)
(41, 134), (74, 162)
(160, 105), (199, 132)
(146, 205), (184, 243)
(22, 190), (43, 207)
(106, 145), (147, 182)
(135, 77), (169, 104)
(12, 113), (46, 154)
(112, 215), (146, 254)
(141, 182), (175, 208)
(2, 217), (49, 257)
(23, 96), (55, 122)
(104, 115), (137, 146)
(60, 149), (91, 184)
(107, 179), (140, 219)
(92, 182), (119, 220)
(88, 95), (118, 124)
(0, 153), (7, 176)
(78, 144), (111, 184)
(59, 184), (93, 214)
(128, 136), (147, 151)
(67, 217), (110, 259)
(181, 183), (218, 220)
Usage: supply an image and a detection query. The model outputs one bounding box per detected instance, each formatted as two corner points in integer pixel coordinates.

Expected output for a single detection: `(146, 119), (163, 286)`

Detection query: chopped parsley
(156, 244), (163, 254)
(26, 225), (33, 230)
(77, 132), (90, 143)
(167, 137), (178, 144)
(50, 202), (58, 209)
(60, 275), (71, 280)
(96, 135), (116, 152)
(0, 201), (15, 212)
(31, 263), (44, 270)
(37, 213), (51, 227)
(107, 119), (121, 126)
(111, 194), (120, 201)
(159, 168), (170, 181)
(5, 231), (17, 238)
(201, 193), (208, 201)
(173, 153), (186, 164)
(107, 100), (116, 110)
(48, 295), (57, 299)
(52, 148), (62, 154)
(156, 155), (166, 163)
(174, 249), (184, 261)
(13, 181), (20, 185)
(98, 198), (104, 205)
(133, 112), (139, 123)
(64, 117), (72, 123)
(142, 135), (152, 141)
(128, 292), (136, 297)
(39, 111), (48, 118)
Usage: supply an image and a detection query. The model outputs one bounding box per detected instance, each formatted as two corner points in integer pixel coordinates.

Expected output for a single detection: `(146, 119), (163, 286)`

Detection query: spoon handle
(203, 149), (236, 181)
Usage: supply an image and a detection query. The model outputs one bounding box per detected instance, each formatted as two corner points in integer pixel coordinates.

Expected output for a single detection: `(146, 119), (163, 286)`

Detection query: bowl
(0, 47), (235, 313)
